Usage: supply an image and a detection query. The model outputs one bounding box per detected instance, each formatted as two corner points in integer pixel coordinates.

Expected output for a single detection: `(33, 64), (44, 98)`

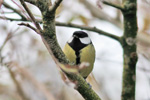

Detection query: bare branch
(10, 62), (56, 100)
(0, 16), (21, 21)
(0, 16), (41, 22)
(0, 30), (17, 65)
(18, 23), (40, 34)
(49, 0), (63, 12)
(19, 0), (42, 33)
(2, 1), (102, 99)
(0, 28), (19, 53)
(103, 1), (124, 11)
(8, 66), (30, 100)
(56, 22), (121, 41)
(0, 16), (120, 41)
(79, 0), (122, 28)
(3, 2), (26, 20)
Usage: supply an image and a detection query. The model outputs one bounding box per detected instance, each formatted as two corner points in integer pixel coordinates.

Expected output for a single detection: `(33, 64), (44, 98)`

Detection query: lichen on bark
(121, 0), (138, 100)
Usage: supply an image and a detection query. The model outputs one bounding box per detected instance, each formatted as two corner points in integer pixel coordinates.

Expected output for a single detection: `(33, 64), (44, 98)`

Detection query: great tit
(63, 31), (95, 79)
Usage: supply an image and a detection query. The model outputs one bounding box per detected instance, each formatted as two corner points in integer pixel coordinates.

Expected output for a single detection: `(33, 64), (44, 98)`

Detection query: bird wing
(63, 43), (76, 64)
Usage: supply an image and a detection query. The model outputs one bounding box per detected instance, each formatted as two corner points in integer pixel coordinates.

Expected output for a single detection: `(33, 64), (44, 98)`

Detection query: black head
(68, 31), (90, 52)
(73, 31), (88, 38)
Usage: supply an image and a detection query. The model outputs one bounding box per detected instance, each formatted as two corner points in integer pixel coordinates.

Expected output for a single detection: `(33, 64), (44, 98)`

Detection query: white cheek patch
(67, 36), (73, 43)
(79, 37), (91, 44)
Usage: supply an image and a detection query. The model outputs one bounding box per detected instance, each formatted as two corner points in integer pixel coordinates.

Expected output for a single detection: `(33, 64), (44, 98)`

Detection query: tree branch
(121, 0), (138, 100)
(35, 0), (102, 99)
(3, 2), (26, 20)
(103, 1), (124, 11)
(79, 0), (122, 28)
(18, 22), (40, 34)
(0, 16), (23, 21)
(7, 0), (102, 99)
(0, 15), (120, 42)
(19, 0), (42, 34)
(56, 22), (121, 41)
(10, 62), (56, 100)
(49, 0), (62, 12)
(24, 0), (52, 12)
(8, 66), (31, 100)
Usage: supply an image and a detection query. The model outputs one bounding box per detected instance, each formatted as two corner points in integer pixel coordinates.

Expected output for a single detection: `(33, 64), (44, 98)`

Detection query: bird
(63, 31), (95, 79)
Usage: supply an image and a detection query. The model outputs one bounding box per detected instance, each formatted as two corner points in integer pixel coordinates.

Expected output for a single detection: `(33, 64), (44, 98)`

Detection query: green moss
(121, 0), (138, 100)
(40, 4), (101, 100)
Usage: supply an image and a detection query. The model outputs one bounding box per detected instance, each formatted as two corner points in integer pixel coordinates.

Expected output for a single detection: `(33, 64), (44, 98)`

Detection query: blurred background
(0, 0), (150, 100)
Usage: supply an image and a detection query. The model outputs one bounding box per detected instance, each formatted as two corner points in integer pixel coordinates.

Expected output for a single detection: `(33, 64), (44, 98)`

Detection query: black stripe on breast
(75, 51), (80, 64)
(68, 37), (88, 65)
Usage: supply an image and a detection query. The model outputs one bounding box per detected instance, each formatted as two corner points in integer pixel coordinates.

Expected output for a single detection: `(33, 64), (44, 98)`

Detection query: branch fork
(103, 1), (124, 11)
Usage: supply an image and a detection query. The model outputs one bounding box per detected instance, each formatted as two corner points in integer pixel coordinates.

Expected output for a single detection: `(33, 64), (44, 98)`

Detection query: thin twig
(0, 16), (120, 41)
(103, 1), (124, 11)
(80, 0), (122, 28)
(18, 23), (39, 34)
(3, 2), (26, 19)
(0, 28), (20, 66)
(56, 22), (121, 41)
(0, 16), (37, 22)
(19, 0), (42, 33)
(8, 66), (30, 100)
(11, 62), (56, 100)
(49, 0), (63, 12)
(0, 28), (19, 52)
(0, 16), (22, 21)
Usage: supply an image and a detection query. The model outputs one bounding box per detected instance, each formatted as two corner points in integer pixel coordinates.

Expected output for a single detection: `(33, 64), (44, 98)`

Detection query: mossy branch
(104, 0), (138, 100)
(49, 0), (63, 12)
(121, 0), (138, 100)
(22, 0), (101, 100)
(2, 1), (120, 42)
(19, 0), (42, 34)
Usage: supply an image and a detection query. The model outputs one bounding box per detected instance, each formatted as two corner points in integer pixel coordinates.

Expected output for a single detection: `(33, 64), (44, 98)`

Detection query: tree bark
(121, 0), (138, 100)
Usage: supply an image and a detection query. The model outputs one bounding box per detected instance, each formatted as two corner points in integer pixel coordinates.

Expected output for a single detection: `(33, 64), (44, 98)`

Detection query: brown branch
(0, 16), (25, 21)
(103, 1), (124, 11)
(19, 0), (42, 34)
(0, 32), (13, 52)
(8, 65), (30, 100)
(56, 22), (121, 41)
(40, 2), (102, 99)
(2, 1), (102, 99)
(18, 23), (40, 34)
(0, 28), (19, 55)
(0, 32), (12, 65)
(3, 2), (26, 20)
(0, 16), (120, 42)
(79, 0), (122, 28)
(49, 0), (63, 12)
(11, 62), (56, 100)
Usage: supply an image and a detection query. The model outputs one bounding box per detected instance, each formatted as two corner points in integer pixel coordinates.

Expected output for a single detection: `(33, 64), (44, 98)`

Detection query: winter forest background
(0, 0), (150, 100)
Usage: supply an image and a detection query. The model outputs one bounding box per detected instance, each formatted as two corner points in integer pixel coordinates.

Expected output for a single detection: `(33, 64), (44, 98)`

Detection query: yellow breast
(63, 43), (95, 78)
